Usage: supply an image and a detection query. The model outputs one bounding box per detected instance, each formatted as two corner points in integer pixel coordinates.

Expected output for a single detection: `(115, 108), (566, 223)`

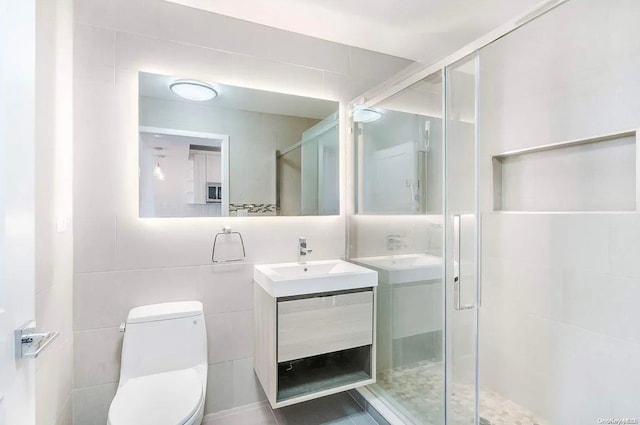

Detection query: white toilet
(107, 301), (208, 425)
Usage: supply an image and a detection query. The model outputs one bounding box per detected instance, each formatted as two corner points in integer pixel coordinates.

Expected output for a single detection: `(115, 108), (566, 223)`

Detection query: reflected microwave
(206, 182), (222, 203)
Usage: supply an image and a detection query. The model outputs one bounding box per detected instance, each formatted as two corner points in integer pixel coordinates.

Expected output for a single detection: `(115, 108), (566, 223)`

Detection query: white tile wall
(205, 362), (234, 413)
(73, 327), (123, 388)
(72, 0), (412, 423)
(73, 383), (117, 425)
(349, 215), (443, 259)
(478, 0), (640, 421)
(198, 264), (253, 315)
(35, 0), (74, 424)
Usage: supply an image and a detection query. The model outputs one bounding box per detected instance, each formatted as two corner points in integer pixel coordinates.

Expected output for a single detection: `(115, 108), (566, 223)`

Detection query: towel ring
(211, 226), (246, 263)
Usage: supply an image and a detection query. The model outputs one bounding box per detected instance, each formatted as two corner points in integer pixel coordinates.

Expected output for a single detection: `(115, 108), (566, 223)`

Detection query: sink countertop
(254, 259), (378, 297)
(351, 253), (445, 285)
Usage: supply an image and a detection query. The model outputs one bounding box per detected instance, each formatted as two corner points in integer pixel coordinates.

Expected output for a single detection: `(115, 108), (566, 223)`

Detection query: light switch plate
(56, 216), (69, 233)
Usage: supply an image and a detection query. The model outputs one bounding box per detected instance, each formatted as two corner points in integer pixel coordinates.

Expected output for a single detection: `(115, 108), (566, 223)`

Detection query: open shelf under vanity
(254, 285), (377, 408)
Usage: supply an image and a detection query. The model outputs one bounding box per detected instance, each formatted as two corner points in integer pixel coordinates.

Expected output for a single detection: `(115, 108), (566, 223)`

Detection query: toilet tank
(119, 301), (207, 383)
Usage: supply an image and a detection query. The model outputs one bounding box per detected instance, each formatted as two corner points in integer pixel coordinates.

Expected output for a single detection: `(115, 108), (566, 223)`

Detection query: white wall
(71, 0), (412, 424)
(478, 0), (640, 422)
(35, 0), (75, 424)
(0, 1), (37, 424)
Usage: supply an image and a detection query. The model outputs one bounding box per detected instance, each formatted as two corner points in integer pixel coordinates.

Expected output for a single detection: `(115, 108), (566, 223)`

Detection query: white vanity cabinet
(254, 284), (377, 408)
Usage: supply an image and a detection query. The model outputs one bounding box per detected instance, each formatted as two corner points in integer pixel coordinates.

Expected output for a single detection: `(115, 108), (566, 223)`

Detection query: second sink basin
(352, 253), (445, 285)
(254, 259), (378, 297)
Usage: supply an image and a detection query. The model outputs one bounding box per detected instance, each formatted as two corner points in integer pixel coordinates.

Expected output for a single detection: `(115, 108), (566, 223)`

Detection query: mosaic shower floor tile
(374, 361), (547, 425)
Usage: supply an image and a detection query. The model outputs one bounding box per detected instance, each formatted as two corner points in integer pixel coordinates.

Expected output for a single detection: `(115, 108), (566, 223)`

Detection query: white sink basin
(254, 259), (378, 297)
(351, 253), (445, 285)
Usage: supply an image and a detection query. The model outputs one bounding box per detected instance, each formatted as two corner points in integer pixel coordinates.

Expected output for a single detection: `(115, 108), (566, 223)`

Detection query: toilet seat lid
(109, 369), (203, 425)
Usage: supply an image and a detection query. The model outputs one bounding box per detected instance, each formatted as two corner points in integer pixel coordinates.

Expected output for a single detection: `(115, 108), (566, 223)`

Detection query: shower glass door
(444, 53), (480, 425)
(350, 57), (483, 425)
(350, 70), (447, 425)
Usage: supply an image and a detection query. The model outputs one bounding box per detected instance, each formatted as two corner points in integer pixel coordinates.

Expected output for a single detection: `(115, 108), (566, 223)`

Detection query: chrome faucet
(298, 237), (313, 264)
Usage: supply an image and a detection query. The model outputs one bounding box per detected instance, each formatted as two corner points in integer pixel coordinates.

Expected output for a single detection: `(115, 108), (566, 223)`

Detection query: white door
(0, 0), (37, 424)
(373, 141), (417, 213)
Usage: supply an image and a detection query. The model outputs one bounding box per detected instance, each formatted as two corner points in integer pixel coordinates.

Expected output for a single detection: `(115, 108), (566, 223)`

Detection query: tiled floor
(203, 392), (380, 425)
(376, 361), (547, 425)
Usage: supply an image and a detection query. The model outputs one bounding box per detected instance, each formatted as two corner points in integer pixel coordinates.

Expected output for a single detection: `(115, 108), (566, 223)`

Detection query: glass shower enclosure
(349, 70), (451, 425)
(349, 0), (640, 424)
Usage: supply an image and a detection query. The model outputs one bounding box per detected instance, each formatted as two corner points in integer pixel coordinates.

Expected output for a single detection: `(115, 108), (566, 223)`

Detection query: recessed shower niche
(492, 130), (639, 212)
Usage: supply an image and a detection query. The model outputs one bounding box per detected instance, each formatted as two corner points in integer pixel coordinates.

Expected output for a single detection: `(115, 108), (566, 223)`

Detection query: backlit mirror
(139, 72), (340, 217)
(354, 71), (443, 215)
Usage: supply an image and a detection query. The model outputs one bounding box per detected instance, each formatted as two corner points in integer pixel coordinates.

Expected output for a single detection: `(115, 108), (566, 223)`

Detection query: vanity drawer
(277, 291), (373, 362)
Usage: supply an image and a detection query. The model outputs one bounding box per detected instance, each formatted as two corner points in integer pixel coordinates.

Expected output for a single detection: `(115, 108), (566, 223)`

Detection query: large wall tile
(609, 339), (640, 417)
(72, 383), (117, 425)
(229, 311), (254, 360)
(73, 216), (116, 273)
(157, 1), (357, 77)
(74, 266), (202, 329)
(36, 281), (73, 341)
(74, 24), (115, 84)
(114, 216), (214, 269)
(322, 72), (378, 103)
(229, 54), (326, 101)
(115, 32), (236, 81)
(74, 0), (161, 38)
(348, 47), (410, 83)
(74, 327), (123, 388)
(74, 272), (124, 330)
(117, 266), (201, 308)
(609, 214), (640, 278)
(204, 361), (234, 414)
(199, 263), (253, 314)
(206, 314), (233, 364)
(36, 336), (73, 425)
(204, 312), (254, 365)
(563, 270), (640, 344)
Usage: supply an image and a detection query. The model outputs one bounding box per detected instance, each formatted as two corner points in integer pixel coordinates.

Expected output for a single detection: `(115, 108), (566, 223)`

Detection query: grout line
(73, 308), (256, 333)
(73, 381), (118, 391)
(74, 324), (121, 333)
(109, 24), (341, 76)
(74, 260), (257, 275)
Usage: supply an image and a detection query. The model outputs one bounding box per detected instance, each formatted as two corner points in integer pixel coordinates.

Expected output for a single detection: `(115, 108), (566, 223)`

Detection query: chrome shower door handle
(453, 214), (474, 311)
